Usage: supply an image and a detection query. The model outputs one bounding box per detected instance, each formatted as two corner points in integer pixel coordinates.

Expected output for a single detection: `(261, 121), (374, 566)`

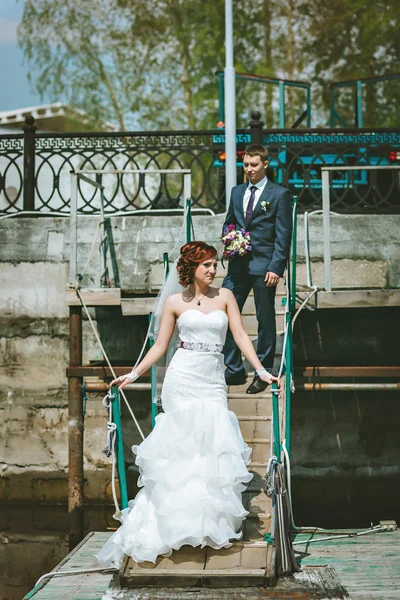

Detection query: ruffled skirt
(96, 349), (253, 567)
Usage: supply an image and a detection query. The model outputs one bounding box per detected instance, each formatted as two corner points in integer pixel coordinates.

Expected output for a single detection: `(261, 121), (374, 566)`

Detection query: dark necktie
(245, 185), (257, 223)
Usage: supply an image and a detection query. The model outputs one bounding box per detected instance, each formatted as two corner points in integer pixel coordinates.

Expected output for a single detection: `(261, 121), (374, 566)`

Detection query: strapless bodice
(177, 309), (228, 347)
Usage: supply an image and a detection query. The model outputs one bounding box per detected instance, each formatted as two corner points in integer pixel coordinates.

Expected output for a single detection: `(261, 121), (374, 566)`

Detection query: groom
(222, 144), (293, 394)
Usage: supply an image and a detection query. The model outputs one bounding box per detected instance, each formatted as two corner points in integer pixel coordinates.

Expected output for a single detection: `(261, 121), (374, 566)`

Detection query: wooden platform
(27, 529), (400, 599)
(298, 287), (400, 309)
(120, 542), (275, 588)
(293, 528), (400, 600)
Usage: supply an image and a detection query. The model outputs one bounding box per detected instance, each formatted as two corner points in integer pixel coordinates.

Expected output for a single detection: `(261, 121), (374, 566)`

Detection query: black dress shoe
(246, 375), (269, 394)
(225, 371), (247, 386)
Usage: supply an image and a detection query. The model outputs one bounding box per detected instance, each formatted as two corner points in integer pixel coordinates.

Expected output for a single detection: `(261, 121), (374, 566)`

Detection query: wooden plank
(66, 288), (121, 306)
(122, 568), (267, 587)
(121, 297), (156, 315)
(205, 545), (266, 570)
(294, 529), (400, 600)
(316, 288), (400, 309)
(31, 532), (115, 600)
(128, 547), (207, 572)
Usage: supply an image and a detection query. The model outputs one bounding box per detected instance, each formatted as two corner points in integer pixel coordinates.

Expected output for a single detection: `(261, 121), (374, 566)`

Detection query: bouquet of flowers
(221, 224), (252, 260)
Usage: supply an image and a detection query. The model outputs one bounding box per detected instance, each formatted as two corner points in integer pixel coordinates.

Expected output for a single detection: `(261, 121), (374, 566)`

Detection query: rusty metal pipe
(84, 382), (152, 392)
(296, 383), (400, 391)
(68, 306), (84, 551)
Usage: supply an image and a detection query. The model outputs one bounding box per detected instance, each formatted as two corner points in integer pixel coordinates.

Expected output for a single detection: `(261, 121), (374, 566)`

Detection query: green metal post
(186, 198), (192, 243)
(279, 81), (285, 128)
(284, 195), (297, 458)
(111, 387), (128, 509)
(218, 72), (225, 123)
(290, 197), (297, 314)
(285, 313), (292, 457)
(163, 252), (169, 277)
(272, 384), (280, 460)
(356, 80), (363, 128)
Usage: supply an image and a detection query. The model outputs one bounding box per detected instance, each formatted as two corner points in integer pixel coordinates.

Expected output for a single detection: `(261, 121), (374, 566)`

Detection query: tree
(299, 0), (400, 126)
(19, 0), (399, 130)
(18, 0), (169, 130)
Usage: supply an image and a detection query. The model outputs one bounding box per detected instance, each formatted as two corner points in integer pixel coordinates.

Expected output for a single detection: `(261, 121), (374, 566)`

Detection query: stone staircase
(119, 275), (286, 587)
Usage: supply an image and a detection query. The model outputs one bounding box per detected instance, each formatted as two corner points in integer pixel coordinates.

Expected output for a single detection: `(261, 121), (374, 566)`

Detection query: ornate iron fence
(0, 134), (24, 212)
(1, 119), (399, 214)
(263, 130), (400, 214)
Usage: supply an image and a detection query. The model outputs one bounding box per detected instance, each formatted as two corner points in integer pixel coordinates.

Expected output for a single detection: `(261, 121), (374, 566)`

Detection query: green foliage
(300, 0), (400, 126)
(17, 0), (400, 130)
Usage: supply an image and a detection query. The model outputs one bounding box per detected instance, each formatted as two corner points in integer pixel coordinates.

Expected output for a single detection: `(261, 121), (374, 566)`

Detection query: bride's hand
(258, 372), (280, 387)
(108, 375), (130, 390)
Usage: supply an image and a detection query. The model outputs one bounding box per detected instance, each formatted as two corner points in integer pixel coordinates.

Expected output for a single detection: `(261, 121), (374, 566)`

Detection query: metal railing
(272, 196), (298, 461)
(68, 169), (192, 286)
(321, 165), (400, 290)
(2, 120), (400, 215)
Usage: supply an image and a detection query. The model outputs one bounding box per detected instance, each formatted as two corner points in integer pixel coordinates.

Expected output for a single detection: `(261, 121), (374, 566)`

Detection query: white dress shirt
(242, 176), (268, 217)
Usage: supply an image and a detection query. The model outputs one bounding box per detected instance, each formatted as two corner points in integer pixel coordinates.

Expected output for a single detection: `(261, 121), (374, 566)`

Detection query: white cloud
(0, 18), (19, 44)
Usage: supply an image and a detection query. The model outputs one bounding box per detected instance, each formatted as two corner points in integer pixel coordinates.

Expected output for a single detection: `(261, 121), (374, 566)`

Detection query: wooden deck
(293, 528), (400, 600)
(27, 528), (400, 599)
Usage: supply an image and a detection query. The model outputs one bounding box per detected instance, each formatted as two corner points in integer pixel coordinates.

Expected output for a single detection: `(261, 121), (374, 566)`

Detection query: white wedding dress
(96, 309), (253, 567)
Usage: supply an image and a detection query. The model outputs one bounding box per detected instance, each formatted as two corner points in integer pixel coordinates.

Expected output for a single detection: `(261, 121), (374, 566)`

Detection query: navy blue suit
(222, 179), (293, 375)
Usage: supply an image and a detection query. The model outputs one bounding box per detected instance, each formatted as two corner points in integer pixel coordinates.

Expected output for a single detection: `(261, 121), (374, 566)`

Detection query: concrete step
(228, 395), (272, 416)
(237, 416), (271, 439)
(246, 442), (271, 462)
(242, 313), (285, 336)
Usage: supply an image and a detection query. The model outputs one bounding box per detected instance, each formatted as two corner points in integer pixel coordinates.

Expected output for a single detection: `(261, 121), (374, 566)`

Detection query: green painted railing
(272, 196), (297, 461)
(110, 387), (129, 510)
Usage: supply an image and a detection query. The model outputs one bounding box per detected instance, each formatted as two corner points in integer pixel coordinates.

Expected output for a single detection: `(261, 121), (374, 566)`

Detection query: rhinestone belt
(179, 341), (223, 353)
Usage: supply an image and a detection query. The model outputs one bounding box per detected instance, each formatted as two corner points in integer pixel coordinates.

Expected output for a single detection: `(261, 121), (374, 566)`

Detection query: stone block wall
(1, 213), (400, 506)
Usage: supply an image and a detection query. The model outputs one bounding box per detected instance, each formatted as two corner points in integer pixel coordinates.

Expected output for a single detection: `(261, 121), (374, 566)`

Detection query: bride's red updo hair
(177, 241), (217, 287)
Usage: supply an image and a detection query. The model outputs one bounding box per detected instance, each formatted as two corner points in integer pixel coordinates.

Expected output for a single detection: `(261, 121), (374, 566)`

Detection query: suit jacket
(223, 180), (293, 277)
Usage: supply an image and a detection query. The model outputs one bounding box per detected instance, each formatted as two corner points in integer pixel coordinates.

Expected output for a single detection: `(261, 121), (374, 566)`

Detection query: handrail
(321, 165), (400, 291)
(271, 196), (297, 462)
(285, 197), (297, 457)
(110, 387), (129, 510)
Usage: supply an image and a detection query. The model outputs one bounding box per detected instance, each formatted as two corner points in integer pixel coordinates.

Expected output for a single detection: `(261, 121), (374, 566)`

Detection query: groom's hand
(264, 271), (280, 287)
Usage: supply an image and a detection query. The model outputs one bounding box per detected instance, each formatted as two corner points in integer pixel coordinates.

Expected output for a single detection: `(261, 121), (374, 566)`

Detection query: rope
(102, 391), (121, 517)
(74, 285), (145, 440)
(33, 567), (116, 590)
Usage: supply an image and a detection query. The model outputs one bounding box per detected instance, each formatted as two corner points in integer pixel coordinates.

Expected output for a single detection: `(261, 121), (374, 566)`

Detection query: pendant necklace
(189, 287), (210, 306)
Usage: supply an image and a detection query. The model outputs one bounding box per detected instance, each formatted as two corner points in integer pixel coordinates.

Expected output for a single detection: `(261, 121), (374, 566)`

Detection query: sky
(0, 0), (51, 111)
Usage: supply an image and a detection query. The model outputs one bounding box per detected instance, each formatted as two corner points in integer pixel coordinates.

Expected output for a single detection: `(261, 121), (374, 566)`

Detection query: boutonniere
(261, 200), (271, 213)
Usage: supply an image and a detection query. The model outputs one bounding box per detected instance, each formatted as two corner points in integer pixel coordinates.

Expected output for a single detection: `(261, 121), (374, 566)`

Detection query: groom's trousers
(222, 272), (277, 375)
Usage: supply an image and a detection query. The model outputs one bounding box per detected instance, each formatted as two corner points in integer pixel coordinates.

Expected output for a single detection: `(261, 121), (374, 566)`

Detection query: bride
(96, 241), (279, 568)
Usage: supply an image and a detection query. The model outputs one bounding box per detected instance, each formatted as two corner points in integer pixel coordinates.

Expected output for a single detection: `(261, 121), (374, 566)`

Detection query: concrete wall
(0, 213), (399, 596)
(1, 213), (399, 504)
(292, 306), (400, 528)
